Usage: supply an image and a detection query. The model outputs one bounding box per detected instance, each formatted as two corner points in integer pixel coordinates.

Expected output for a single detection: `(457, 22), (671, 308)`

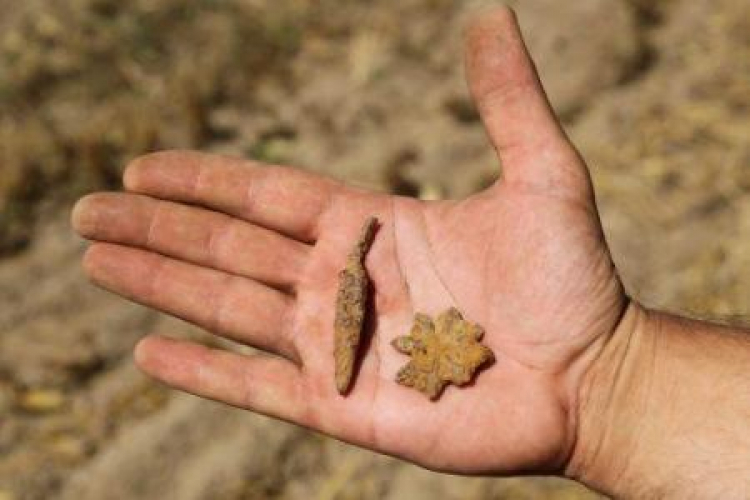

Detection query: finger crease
(310, 180), (342, 242)
(243, 170), (265, 221)
(146, 254), (168, 303)
(145, 201), (166, 248)
(279, 295), (302, 363)
(211, 274), (237, 336)
(192, 161), (210, 200)
(207, 216), (235, 269)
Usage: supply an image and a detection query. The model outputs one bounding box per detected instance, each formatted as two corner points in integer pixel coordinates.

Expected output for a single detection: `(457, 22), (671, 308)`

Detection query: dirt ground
(1, 0), (748, 499)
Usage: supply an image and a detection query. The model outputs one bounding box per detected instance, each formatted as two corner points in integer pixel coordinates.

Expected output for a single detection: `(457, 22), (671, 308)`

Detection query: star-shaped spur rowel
(391, 307), (495, 399)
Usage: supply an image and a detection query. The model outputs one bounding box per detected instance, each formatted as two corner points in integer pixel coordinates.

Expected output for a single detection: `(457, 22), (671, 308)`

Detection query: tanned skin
(72, 7), (750, 499)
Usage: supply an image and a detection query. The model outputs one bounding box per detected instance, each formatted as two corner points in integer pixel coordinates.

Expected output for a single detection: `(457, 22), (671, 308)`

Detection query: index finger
(124, 151), (343, 243)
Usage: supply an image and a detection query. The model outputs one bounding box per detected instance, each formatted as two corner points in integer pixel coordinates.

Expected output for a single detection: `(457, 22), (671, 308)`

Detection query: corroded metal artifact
(334, 216), (377, 395)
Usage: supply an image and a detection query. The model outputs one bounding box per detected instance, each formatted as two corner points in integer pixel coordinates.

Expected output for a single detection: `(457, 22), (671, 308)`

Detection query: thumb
(465, 6), (591, 197)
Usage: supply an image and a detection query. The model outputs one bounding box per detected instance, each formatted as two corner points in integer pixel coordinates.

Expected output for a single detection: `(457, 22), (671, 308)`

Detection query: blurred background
(0, 0), (748, 498)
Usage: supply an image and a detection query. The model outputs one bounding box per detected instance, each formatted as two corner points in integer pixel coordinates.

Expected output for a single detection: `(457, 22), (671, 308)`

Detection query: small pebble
(18, 389), (65, 413)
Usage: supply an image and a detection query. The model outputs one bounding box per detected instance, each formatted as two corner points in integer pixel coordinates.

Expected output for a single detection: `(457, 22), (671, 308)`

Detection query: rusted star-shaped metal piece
(392, 307), (495, 399)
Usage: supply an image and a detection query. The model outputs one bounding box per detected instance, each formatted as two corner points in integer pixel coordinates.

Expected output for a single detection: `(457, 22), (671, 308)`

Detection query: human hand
(72, 7), (626, 476)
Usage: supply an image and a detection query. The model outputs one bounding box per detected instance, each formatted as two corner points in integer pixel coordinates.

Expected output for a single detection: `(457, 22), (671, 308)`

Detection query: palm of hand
(73, 8), (627, 476)
(293, 182), (622, 473)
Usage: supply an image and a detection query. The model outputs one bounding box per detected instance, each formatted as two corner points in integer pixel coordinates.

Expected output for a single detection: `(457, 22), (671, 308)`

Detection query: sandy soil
(1, 0), (748, 499)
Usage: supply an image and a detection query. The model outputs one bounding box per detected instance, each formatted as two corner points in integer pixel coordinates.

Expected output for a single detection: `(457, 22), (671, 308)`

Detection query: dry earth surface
(1, 0), (748, 499)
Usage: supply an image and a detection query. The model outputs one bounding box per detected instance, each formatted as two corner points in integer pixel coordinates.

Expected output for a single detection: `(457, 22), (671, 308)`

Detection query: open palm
(73, 8), (626, 476)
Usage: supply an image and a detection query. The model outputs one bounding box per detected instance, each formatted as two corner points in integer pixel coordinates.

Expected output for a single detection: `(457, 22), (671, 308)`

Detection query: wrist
(565, 300), (660, 498)
(567, 301), (750, 498)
